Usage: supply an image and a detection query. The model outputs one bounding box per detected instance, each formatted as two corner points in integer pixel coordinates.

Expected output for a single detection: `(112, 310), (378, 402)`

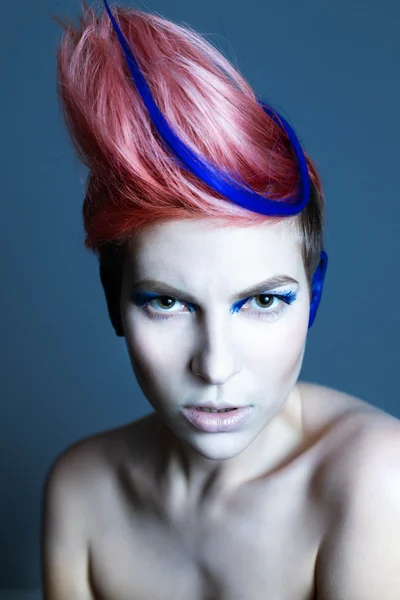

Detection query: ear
(99, 264), (125, 337)
(308, 250), (328, 329)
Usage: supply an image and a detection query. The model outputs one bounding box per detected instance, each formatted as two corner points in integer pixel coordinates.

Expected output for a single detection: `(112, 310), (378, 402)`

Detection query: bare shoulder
(300, 381), (398, 444)
(42, 424), (128, 539)
(45, 414), (153, 490)
(298, 380), (400, 502)
(301, 386), (400, 598)
(43, 413), (158, 520)
(299, 380), (398, 428)
(41, 418), (153, 598)
(41, 432), (112, 600)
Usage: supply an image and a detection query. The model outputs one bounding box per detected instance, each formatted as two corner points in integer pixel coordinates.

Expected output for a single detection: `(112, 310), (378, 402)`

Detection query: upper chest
(88, 454), (324, 600)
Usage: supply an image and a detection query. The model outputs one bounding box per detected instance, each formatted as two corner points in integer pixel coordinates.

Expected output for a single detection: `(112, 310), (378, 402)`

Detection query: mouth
(194, 407), (239, 413)
(182, 405), (253, 432)
(187, 403), (247, 413)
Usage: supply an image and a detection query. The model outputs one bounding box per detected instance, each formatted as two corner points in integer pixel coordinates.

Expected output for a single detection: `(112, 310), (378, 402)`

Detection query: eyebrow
(131, 275), (299, 305)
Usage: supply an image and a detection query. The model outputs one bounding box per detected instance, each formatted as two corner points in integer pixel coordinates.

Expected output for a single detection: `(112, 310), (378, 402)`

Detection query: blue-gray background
(1, 0), (399, 591)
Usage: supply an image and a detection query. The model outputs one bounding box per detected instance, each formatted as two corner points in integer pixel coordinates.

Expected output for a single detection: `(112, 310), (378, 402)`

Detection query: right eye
(131, 293), (193, 320)
(147, 296), (184, 311)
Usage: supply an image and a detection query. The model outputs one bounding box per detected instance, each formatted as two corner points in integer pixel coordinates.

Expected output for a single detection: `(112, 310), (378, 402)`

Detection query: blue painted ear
(308, 250), (328, 329)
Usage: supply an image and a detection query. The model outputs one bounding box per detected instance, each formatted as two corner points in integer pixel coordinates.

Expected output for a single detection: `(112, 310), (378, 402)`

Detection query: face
(119, 218), (310, 466)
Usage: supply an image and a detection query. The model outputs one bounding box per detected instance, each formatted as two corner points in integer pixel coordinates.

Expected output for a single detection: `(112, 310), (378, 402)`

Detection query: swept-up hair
(54, 1), (324, 290)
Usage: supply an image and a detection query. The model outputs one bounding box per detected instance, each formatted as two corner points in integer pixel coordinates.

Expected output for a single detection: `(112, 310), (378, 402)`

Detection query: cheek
(245, 309), (308, 379)
(272, 323), (307, 378)
(123, 327), (167, 402)
(123, 320), (183, 391)
(251, 334), (304, 375)
(125, 325), (163, 369)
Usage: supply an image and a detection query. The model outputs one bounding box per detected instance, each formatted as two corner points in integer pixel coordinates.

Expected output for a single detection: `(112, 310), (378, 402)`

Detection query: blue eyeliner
(230, 291), (296, 314)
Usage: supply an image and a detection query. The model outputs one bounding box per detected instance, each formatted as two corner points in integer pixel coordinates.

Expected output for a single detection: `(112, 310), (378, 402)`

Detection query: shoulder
(41, 432), (115, 599)
(320, 404), (400, 505)
(43, 415), (153, 510)
(41, 423), (139, 592)
(44, 420), (142, 493)
(297, 380), (400, 515)
(299, 379), (400, 487)
(311, 395), (400, 599)
(42, 432), (112, 537)
(299, 381), (398, 449)
(298, 380), (394, 424)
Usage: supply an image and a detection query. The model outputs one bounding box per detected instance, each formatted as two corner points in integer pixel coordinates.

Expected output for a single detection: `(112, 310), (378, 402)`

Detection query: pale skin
(41, 219), (400, 599)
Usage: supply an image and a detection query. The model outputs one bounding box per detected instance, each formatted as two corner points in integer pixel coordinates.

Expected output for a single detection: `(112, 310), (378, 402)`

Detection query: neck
(153, 385), (305, 515)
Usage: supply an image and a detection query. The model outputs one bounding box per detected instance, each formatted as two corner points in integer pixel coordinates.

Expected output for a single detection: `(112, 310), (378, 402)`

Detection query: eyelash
(133, 292), (297, 322)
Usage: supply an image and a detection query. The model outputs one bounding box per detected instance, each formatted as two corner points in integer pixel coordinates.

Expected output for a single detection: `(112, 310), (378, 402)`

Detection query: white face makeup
(120, 218), (310, 491)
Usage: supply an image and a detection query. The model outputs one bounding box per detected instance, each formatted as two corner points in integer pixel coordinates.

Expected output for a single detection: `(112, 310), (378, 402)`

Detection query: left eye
(252, 294), (276, 309)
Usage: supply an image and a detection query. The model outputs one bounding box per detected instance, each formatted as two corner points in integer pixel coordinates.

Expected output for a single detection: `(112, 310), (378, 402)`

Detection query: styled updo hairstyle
(54, 1), (324, 303)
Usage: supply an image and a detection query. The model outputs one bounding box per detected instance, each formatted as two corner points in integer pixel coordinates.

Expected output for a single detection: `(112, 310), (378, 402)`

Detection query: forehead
(124, 219), (304, 286)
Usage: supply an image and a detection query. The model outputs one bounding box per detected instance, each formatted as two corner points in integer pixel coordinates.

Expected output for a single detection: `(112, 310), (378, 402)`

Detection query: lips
(182, 405), (253, 432)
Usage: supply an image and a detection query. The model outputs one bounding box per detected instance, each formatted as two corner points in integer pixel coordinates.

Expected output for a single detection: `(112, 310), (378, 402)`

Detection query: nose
(190, 318), (241, 385)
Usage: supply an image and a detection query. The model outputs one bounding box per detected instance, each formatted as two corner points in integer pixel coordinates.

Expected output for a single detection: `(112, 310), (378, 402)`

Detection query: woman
(42, 2), (400, 599)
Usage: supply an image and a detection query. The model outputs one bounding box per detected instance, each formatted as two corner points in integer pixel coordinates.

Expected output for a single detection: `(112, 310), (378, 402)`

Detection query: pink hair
(54, 1), (324, 280)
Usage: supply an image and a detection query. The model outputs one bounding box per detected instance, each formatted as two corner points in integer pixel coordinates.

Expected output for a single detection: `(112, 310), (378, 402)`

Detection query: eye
(241, 292), (294, 321)
(253, 294), (276, 309)
(153, 296), (181, 310)
(142, 295), (190, 321)
(132, 293), (189, 317)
